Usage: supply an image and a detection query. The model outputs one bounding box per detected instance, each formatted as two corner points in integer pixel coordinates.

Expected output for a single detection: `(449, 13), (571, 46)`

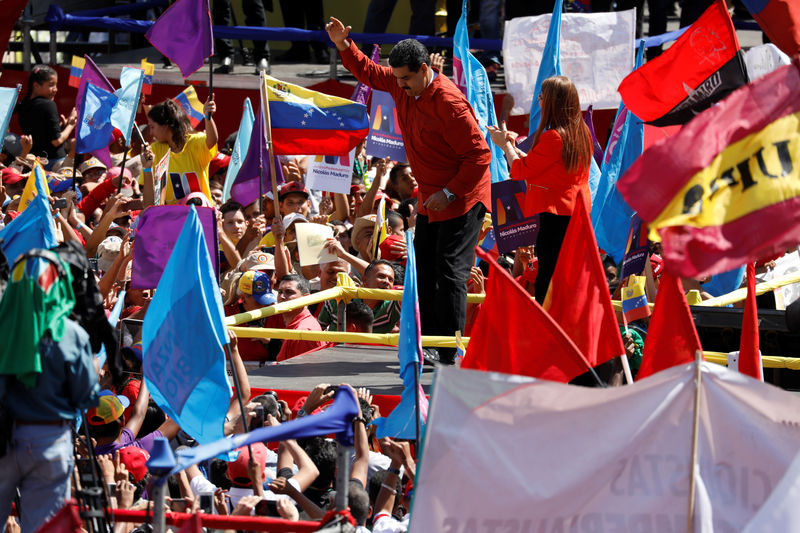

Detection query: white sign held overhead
(503, 10), (636, 115)
(305, 148), (357, 195)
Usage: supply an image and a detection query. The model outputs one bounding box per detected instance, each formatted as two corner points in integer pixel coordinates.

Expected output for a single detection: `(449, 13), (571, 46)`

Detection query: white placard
(295, 222), (337, 266)
(503, 10), (636, 115)
(305, 148), (357, 195)
(745, 43), (791, 82)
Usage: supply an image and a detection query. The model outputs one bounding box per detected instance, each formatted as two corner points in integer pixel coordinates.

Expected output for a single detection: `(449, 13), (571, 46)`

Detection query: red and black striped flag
(618, 0), (748, 127)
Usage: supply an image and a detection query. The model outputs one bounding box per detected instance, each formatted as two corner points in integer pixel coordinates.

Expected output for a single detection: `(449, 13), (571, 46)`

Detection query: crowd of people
(0, 1), (786, 529)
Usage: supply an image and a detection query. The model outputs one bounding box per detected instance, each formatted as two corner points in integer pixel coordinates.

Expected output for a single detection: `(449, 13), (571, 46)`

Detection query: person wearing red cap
(328, 22), (492, 365)
(279, 181), (311, 218)
(1, 167), (26, 199)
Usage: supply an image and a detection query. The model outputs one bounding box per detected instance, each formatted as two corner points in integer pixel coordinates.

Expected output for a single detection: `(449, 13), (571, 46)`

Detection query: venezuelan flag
(68, 56), (85, 88)
(741, 0), (800, 57)
(622, 275), (650, 324)
(140, 59), (155, 96)
(19, 160), (51, 212)
(173, 86), (205, 128)
(618, 57), (800, 279)
(264, 75), (368, 156)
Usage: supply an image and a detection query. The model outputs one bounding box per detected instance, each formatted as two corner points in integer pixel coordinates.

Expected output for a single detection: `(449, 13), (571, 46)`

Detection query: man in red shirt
(327, 18), (492, 364)
(275, 274), (328, 361)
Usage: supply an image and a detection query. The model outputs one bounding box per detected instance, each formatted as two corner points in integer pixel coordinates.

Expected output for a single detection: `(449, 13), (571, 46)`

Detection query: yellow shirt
(150, 133), (216, 205)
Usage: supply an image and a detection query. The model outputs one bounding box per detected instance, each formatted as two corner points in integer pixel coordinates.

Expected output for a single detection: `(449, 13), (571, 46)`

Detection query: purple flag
(231, 105), (284, 207)
(145, 0), (213, 78)
(75, 55), (115, 165)
(584, 104), (604, 168)
(131, 205), (219, 289)
(351, 45), (380, 105)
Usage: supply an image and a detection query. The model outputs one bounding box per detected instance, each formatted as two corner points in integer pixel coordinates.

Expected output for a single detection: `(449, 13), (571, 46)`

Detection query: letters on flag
(618, 0), (748, 126)
(618, 57), (800, 279)
(173, 86), (206, 128)
(620, 213), (649, 280)
(489, 179), (539, 254)
(265, 75), (369, 155)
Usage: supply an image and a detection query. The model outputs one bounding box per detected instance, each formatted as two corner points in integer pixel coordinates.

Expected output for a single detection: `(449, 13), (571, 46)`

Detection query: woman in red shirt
(489, 75), (592, 302)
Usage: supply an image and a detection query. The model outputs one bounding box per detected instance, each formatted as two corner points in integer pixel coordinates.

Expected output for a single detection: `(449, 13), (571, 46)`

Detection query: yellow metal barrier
(228, 326), (468, 348)
(697, 271), (800, 307)
(703, 351), (800, 370)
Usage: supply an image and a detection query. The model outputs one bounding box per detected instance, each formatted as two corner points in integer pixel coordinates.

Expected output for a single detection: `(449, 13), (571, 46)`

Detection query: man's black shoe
(422, 347), (440, 365)
(437, 347), (457, 366)
(214, 56), (234, 74)
(241, 49), (255, 66)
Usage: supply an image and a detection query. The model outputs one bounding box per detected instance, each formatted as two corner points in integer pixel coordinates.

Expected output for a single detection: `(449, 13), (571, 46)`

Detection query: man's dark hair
(389, 163), (410, 184)
(388, 39), (429, 72)
(348, 480), (371, 525)
(302, 437), (337, 489)
(209, 458), (233, 490)
(397, 198), (418, 230)
(346, 301), (374, 333)
(364, 259), (394, 280)
(251, 394), (282, 421)
(220, 200), (244, 217)
(386, 211), (404, 231)
(279, 274), (310, 295)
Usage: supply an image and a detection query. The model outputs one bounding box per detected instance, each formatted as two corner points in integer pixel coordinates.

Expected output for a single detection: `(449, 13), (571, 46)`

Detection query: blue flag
(172, 386), (359, 474)
(590, 44), (645, 262)
(372, 230), (428, 440)
(222, 98), (254, 203)
(452, 0), (509, 183)
(142, 205), (231, 444)
(528, 0), (563, 136)
(111, 67), (145, 145)
(76, 83), (117, 155)
(0, 85), (20, 144)
(0, 170), (57, 265)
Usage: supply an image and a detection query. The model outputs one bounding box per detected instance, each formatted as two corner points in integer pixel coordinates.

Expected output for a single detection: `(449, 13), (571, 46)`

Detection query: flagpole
(260, 71), (281, 217)
(223, 342), (255, 458)
(413, 359), (422, 446)
(686, 349), (703, 533)
(116, 146), (130, 194)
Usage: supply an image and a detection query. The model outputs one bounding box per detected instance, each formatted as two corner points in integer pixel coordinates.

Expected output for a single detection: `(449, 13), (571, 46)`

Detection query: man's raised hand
(326, 17), (352, 51)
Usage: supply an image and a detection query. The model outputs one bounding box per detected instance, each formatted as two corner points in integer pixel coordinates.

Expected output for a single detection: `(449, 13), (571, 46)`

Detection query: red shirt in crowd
(339, 41), (492, 223)
(276, 308), (328, 362)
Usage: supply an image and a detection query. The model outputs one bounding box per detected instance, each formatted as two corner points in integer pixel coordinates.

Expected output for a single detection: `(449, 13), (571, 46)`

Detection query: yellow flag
(18, 160), (51, 212)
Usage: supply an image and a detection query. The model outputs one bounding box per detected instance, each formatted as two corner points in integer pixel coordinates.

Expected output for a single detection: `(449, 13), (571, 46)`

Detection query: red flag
(544, 190), (626, 368)
(34, 500), (82, 532)
(618, 0), (747, 126)
(741, 0), (800, 57)
(463, 248), (594, 382)
(637, 272), (703, 379)
(738, 263), (762, 380)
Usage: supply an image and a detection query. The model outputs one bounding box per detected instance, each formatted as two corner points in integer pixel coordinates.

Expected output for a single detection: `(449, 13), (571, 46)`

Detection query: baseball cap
(279, 181), (309, 201)
(2, 167), (25, 186)
(379, 233), (405, 262)
(226, 442), (269, 486)
(282, 212), (308, 230)
(238, 270), (276, 306)
(79, 157), (107, 175)
(350, 184), (366, 196)
(118, 446), (150, 482)
(106, 224), (128, 239)
(208, 153), (231, 177)
(97, 236), (122, 272)
(240, 251), (275, 272)
(86, 390), (131, 426)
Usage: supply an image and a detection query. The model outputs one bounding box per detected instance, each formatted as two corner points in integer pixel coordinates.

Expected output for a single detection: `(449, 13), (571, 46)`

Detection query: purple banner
(365, 90), (407, 162)
(131, 205), (219, 289)
(620, 213), (649, 280)
(490, 180), (539, 254)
